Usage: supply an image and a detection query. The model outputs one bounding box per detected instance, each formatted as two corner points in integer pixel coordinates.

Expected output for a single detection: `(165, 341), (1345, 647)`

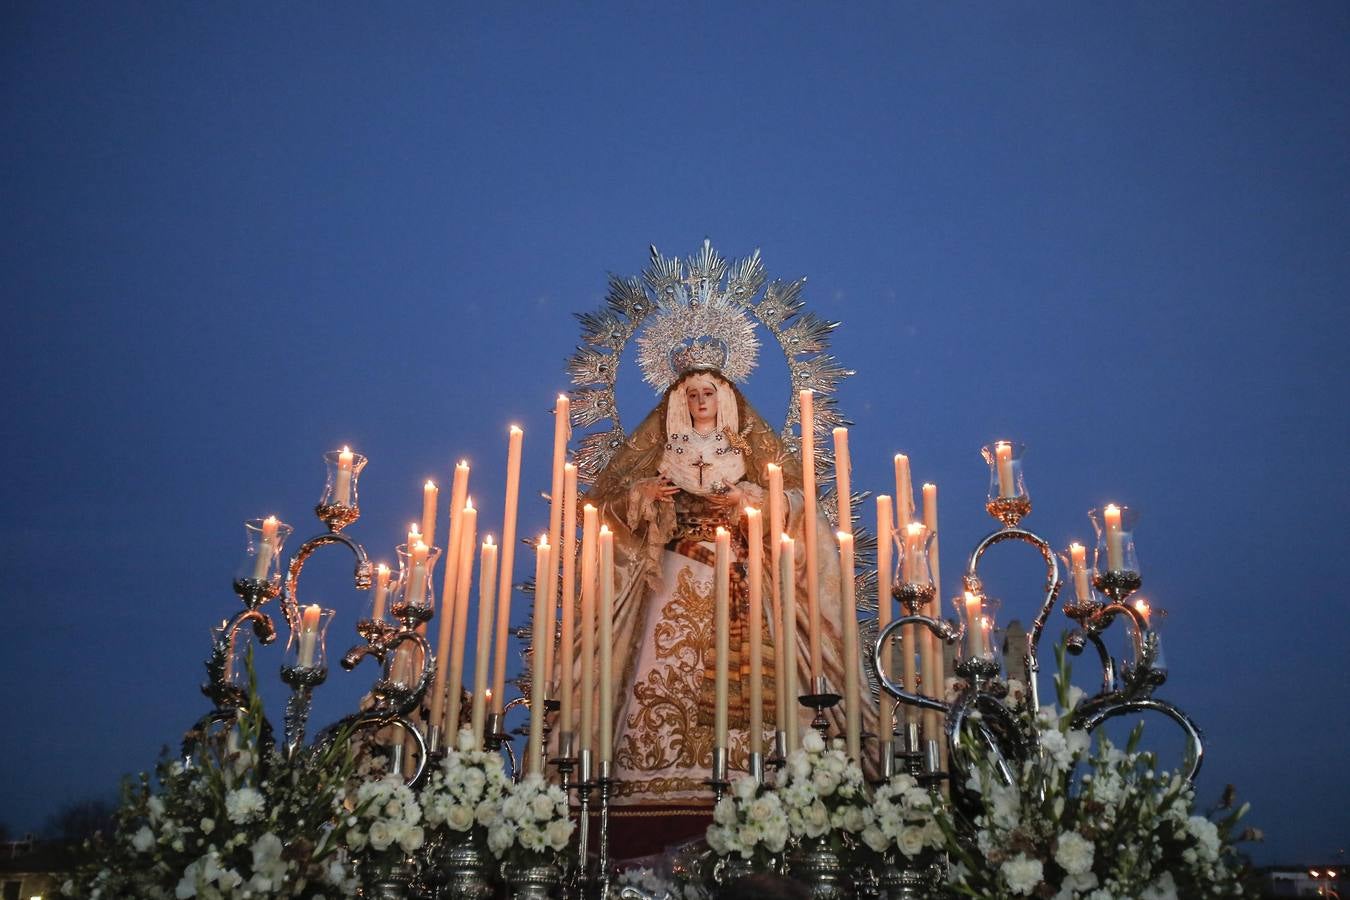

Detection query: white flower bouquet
(859, 773), (945, 862)
(486, 773), (574, 868)
(420, 727), (511, 845)
(940, 643), (1255, 899)
(63, 659), (358, 899)
(777, 731), (871, 853)
(706, 773), (790, 865)
(339, 773), (425, 877)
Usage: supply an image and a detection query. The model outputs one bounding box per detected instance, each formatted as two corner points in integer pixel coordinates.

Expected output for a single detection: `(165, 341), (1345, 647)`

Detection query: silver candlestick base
(800, 675), (842, 739)
(706, 746), (730, 802)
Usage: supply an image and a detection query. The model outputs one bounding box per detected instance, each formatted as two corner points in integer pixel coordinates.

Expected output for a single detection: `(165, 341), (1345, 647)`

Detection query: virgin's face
(683, 376), (718, 430)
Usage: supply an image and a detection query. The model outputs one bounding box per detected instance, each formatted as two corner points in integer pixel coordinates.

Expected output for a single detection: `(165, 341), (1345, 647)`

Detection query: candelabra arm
(202, 608), (275, 705)
(965, 526), (1062, 714)
(1072, 695), (1204, 784)
(1066, 629), (1117, 696)
(281, 531), (371, 627)
(947, 690), (1027, 788)
(872, 615), (956, 714)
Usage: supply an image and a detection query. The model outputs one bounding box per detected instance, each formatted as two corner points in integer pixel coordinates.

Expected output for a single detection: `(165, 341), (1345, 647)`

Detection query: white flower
(398, 824), (425, 853)
(898, 825), (927, 858)
(446, 805), (474, 831)
(1187, 816), (1220, 861)
(1055, 830), (1095, 876)
(1000, 853), (1044, 895)
(368, 820), (394, 852)
(225, 786), (266, 824)
(200, 818), (215, 835)
(131, 826), (155, 853)
(545, 817), (573, 851)
(802, 731), (826, 754)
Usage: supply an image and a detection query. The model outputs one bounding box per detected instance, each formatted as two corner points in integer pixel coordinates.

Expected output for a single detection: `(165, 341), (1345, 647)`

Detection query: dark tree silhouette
(42, 798), (116, 842)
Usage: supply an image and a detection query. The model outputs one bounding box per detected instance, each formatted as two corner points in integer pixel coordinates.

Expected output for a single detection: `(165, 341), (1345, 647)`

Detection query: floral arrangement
(941, 646), (1255, 899)
(859, 772), (945, 860)
(339, 772), (425, 876)
(487, 773), (574, 867)
(778, 731), (870, 848)
(62, 666), (357, 899)
(420, 727), (511, 843)
(706, 773), (790, 864)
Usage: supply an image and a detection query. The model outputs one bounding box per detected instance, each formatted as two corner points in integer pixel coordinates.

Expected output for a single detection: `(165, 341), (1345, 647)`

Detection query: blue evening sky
(2, 2), (1347, 863)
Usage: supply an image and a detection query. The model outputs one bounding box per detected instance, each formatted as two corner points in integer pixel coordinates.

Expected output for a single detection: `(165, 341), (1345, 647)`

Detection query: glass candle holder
(1089, 504), (1141, 599)
(953, 591), (1001, 665)
(236, 516), (294, 592)
(387, 638), (425, 693)
(211, 622), (254, 687)
(367, 563), (394, 621)
(1059, 541), (1102, 617)
(981, 441), (1031, 525)
(891, 522), (937, 613)
(393, 541), (442, 619)
(319, 446), (367, 512)
(285, 604), (335, 671)
(1129, 596), (1167, 675)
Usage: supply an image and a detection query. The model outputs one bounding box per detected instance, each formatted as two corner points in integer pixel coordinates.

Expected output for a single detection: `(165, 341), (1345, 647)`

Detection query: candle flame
(457, 459), (468, 469)
(538, 533), (549, 547)
(485, 535), (495, 547)
(906, 522), (924, 536)
(1105, 503), (1120, 514)
(264, 515), (277, 525)
(894, 452), (908, 462)
(409, 523), (420, 536)
(564, 462), (576, 472)
(341, 445), (351, 453)
(509, 424), (523, 434)
(599, 524), (611, 535)
(377, 562), (389, 576)
(465, 498), (474, 511)
(584, 502), (596, 512)
(425, 479), (436, 490)
(833, 426), (847, 437)
(745, 506), (759, 516)
(922, 481), (936, 490)
(836, 530), (852, 543)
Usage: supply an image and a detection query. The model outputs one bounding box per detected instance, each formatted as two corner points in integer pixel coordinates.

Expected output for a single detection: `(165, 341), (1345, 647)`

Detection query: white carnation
(1000, 853), (1043, 896)
(1054, 830), (1094, 876)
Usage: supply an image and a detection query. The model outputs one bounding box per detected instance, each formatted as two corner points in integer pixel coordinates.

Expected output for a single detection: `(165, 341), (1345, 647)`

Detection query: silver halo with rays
(567, 239), (855, 486)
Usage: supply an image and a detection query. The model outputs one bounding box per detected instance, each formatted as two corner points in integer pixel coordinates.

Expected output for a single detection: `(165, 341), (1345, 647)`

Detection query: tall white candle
(875, 496), (893, 676)
(798, 390), (822, 685)
(527, 538), (552, 775)
(429, 461), (470, 736)
(894, 454), (913, 530)
(598, 526), (615, 764)
(833, 427), (851, 531)
(492, 425), (524, 715)
(546, 395), (570, 677)
(714, 527), (731, 752)
(579, 503), (598, 752)
(334, 447), (354, 506)
(421, 480), (439, 549)
(780, 534), (800, 750)
(745, 508), (764, 758)
(838, 531), (860, 760)
(444, 501), (477, 736)
(1104, 504), (1124, 571)
(921, 483), (943, 757)
(766, 463), (786, 732)
(471, 537), (498, 745)
(297, 604), (321, 668)
(558, 463), (577, 741)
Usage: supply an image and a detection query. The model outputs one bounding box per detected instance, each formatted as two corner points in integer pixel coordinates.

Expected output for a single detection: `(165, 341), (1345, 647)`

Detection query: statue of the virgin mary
(562, 243), (873, 850)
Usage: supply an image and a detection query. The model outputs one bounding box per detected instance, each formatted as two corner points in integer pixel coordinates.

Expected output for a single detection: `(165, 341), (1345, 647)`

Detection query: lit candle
(407, 523), (422, 552)
(371, 562), (391, 621)
(471, 537), (498, 745)
(875, 496), (893, 676)
(714, 527), (731, 752)
(766, 463), (786, 731)
(407, 540), (429, 607)
(798, 389), (823, 685)
(833, 427), (851, 531)
(579, 503), (598, 752)
(838, 531), (860, 760)
(443, 499), (477, 736)
(1104, 504), (1124, 571)
(598, 525), (615, 764)
(1069, 542), (1091, 602)
(421, 480), (439, 549)
(894, 454), (913, 530)
(334, 446), (354, 506)
(964, 592), (985, 658)
(428, 460), (470, 736)
(780, 534), (800, 750)
(297, 603), (321, 668)
(1133, 597), (1152, 627)
(492, 425), (524, 715)
(995, 441), (1015, 498)
(904, 522), (926, 584)
(252, 515), (279, 580)
(528, 538), (552, 774)
(745, 508), (764, 758)
(558, 463), (578, 742)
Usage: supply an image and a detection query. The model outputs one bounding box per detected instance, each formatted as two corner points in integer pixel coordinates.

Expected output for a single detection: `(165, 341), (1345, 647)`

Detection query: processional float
(190, 241), (1199, 899)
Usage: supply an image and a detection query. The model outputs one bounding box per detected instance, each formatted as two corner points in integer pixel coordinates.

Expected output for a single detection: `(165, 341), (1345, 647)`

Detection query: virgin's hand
(640, 478), (679, 503)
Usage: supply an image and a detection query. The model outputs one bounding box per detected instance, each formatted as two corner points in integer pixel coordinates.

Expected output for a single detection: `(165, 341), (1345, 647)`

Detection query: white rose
(545, 817), (573, 851)
(898, 825), (926, 857)
(131, 826), (155, 853)
(399, 824), (425, 853)
(530, 793), (556, 820)
(862, 825), (888, 854)
(447, 805), (474, 831)
(368, 820), (394, 852)
(802, 731), (826, 754)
